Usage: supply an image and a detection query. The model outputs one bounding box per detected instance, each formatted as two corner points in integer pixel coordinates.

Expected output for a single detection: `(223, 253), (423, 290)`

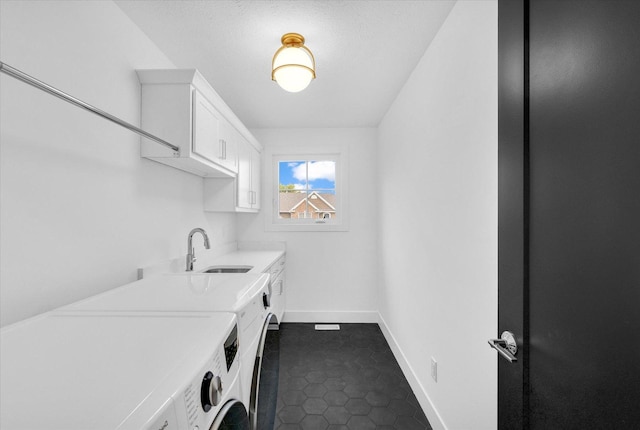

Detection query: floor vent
(314, 324), (340, 331)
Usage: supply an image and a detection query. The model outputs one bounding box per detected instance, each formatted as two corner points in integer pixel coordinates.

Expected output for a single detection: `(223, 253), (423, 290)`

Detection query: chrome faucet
(186, 228), (211, 271)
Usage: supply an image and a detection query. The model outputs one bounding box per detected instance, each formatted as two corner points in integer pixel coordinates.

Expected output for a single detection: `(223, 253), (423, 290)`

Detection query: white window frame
(265, 144), (349, 232)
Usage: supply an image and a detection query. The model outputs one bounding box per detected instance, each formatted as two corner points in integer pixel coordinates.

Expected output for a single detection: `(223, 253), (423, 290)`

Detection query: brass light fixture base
(281, 33), (305, 47)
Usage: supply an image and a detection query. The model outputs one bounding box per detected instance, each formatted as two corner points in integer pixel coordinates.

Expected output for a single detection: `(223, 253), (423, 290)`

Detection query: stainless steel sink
(200, 265), (253, 274)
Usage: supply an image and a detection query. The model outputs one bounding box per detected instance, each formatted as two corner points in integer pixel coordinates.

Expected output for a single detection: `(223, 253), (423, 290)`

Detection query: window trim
(265, 144), (349, 232)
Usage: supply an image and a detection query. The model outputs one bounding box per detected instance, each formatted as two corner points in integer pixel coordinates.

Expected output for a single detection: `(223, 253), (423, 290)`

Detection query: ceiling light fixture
(272, 33), (316, 93)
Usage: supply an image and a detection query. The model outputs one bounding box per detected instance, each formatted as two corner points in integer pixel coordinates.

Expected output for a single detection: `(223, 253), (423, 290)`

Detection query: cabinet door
(192, 90), (222, 163)
(217, 121), (238, 173)
(236, 139), (252, 209)
(272, 273), (285, 324)
(250, 145), (261, 209)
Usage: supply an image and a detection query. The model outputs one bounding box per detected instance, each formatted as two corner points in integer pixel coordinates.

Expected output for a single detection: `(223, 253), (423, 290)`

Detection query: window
(266, 146), (348, 231)
(278, 160), (336, 220)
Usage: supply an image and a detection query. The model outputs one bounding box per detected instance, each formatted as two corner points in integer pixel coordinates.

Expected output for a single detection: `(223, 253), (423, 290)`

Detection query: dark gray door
(498, 0), (640, 428)
(497, 0), (527, 427)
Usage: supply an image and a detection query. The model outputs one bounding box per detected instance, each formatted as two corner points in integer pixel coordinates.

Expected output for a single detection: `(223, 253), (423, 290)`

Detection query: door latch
(488, 331), (518, 362)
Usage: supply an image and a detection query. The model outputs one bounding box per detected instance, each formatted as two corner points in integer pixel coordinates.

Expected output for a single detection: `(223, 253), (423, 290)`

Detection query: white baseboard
(377, 313), (448, 430)
(282, 310), (379, 323)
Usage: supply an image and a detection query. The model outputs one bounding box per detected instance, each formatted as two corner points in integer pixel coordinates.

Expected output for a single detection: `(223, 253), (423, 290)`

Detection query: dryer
(0, 311), (246, 430)
(61, 273), (278, 430)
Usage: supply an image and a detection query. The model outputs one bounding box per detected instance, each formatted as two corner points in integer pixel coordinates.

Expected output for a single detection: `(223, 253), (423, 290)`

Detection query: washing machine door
(209, 399), (249, 430)
(249, 313), (280, 430)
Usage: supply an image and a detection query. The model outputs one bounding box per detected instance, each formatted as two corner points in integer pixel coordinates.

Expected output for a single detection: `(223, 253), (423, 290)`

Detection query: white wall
(377, 1), (498, 429)
(237, 128), (378, 322)
(0, 1), (236, 326)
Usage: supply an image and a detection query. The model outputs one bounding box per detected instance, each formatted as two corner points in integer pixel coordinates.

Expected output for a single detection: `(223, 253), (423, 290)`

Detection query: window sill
(266, 222), (349, 232)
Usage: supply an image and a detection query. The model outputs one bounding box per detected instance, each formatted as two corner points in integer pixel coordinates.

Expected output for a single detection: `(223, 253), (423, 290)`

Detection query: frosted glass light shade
(272, 33), (316, 93)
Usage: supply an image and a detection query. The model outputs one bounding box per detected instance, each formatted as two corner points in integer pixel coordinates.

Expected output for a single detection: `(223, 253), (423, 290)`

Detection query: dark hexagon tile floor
(274, 323), (432, 430)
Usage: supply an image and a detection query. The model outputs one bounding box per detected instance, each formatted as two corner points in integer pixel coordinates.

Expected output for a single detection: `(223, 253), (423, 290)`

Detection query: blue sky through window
(279, 160), (336, 193)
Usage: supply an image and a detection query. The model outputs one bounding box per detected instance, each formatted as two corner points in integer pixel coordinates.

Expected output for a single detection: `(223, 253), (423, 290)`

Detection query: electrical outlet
(431, 357), (438, 382)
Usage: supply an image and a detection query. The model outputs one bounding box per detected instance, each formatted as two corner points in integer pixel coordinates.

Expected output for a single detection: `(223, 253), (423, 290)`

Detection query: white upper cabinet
(137, 69), (250, 178)
(217, 118), (238, 173)
(191, 90), (222, 164)
(204, 136), (261, 213)
(236, 138), (260, 210)
(249, 143), (261, 210)
(236, 137), (253, 209)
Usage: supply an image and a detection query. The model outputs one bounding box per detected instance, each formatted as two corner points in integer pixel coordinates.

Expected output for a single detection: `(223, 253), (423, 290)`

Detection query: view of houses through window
(278, 160), (336, 221)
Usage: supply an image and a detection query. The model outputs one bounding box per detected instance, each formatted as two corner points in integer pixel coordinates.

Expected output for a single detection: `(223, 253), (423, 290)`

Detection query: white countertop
(138, 241), (286, 278)
(61, 273), (271, 313)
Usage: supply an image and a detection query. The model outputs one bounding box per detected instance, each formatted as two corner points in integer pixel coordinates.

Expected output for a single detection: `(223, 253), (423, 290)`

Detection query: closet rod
(0, 61), (180, 155)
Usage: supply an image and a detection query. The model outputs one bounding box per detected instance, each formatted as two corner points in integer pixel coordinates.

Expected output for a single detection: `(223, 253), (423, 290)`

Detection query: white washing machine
(0, 310), (247, 430)
(60, 273), (278, 430)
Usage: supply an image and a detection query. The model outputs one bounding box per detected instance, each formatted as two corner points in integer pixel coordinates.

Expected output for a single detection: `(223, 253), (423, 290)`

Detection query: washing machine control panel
(166, 332), (240, 430)
(133, 319), (241, 430)
(223, 324), (239, 370)
(201, 371), (223, 411)
(187, 351), (224, 424)
(146, 348), (227, 430)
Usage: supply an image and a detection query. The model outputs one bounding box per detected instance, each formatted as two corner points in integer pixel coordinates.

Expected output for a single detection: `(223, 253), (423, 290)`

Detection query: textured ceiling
(115, 0), (456, 128)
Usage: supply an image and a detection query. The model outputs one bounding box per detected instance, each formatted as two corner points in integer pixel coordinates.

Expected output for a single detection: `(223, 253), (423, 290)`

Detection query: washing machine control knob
(201, 371), (223, 412)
